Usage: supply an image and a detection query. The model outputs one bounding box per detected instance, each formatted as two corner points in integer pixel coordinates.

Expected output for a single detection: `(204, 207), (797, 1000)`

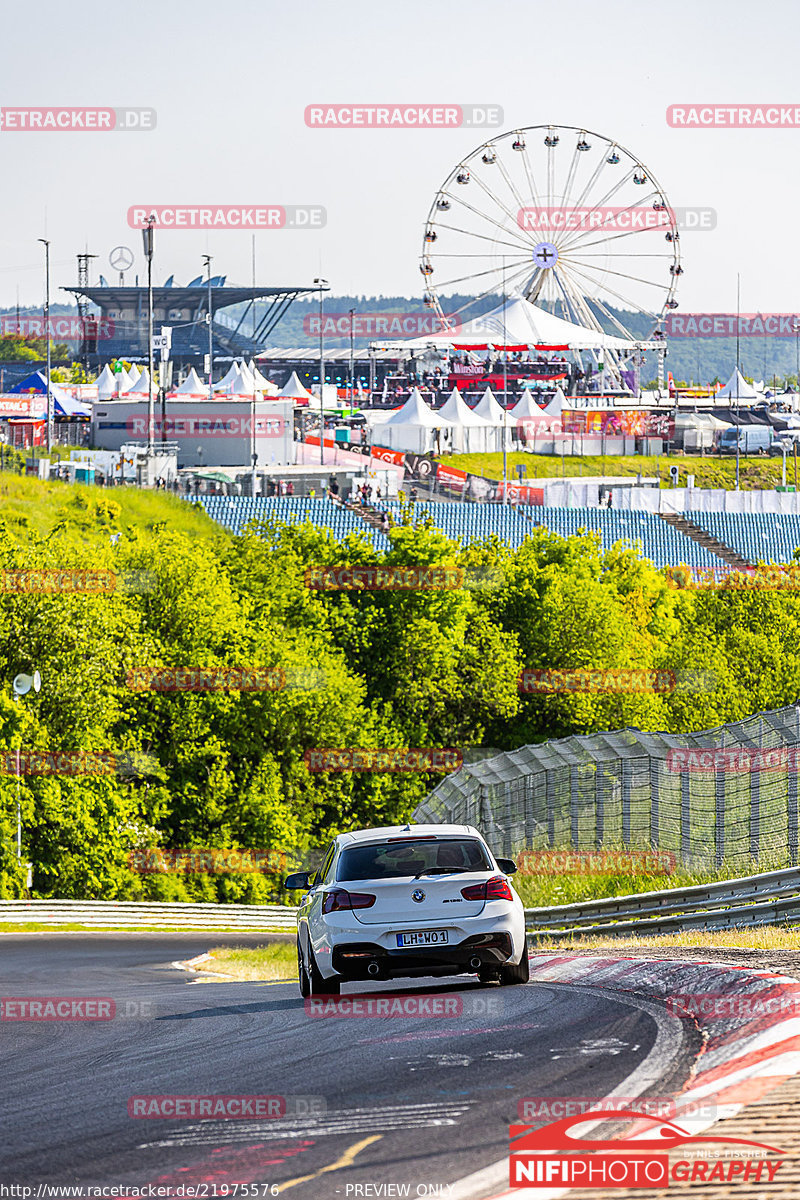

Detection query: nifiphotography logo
(509, 1111), (785, 1188)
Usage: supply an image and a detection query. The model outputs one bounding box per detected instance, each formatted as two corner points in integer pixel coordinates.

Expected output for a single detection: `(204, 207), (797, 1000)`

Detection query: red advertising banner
(437, 463), (468, 493)
(371, 445), (406, 467)
(0, 396), (39, 417)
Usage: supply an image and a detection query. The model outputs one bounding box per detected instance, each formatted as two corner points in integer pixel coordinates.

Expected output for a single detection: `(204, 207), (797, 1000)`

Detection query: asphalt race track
(1, 935), (700, 1199)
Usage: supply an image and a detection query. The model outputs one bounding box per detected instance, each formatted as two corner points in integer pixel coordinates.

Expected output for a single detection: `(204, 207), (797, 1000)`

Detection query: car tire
(297, 937), (311, 999)
(307, 940), (341, 997)
(477, 968), (501, 986)
(500, 942), (530, 986)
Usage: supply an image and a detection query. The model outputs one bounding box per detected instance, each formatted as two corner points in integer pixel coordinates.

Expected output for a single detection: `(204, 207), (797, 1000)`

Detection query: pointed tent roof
(125, 367), (153, 395)
(95, 364), (117, 398)
(716, 368), (760, 401)
(278, 371), (316, 401)
(252, 364), (278, 393)
(383, 387), (452, 429)
(543, 386), (567, 418)
(472, 386), (507, 424)
(394, 292), (637, 352)
(215, 362), (242, 390)
(226, 367), (256, 395)
(439, 386), (492, 427)
(175, 368), (207, 395)
(508, 390), (547, 419)
(127, 364), (142, 385)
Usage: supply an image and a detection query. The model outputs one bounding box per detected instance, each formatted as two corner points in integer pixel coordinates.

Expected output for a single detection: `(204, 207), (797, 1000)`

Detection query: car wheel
(297, 937), (310, 999)
(500, 942), (530, 986)
(307, 941), (341, 997)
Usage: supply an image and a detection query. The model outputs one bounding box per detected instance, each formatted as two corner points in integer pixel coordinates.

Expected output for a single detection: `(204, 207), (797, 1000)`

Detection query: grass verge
(436, 451), (792, 492)
(204, 942), (296, 981)
(532, 928), (800, 952)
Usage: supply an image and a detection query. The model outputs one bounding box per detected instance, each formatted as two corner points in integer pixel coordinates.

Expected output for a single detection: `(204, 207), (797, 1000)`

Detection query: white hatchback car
(284, 823), (528, 996)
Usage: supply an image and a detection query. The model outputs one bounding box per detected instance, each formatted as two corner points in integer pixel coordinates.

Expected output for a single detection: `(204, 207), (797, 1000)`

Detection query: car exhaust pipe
(367, 960), (381, 977)
(469, 956), (482, 970)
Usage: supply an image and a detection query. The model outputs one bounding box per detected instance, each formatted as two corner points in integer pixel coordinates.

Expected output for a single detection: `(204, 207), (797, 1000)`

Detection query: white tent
(175, 368), (208, 396)
(379, 387), (453, 453)
(226, 367), (256, 395)
(278, 371), (316, 402)
(543, 386), (567, 419)
(509, 391), (546, 420)
(125, 367), (153, 396)
(473, 386), (506, 423)
(249, 362), (279, 394)
(384, 292), (640, 352)
(95, 364), (118, 400)
(127, 364), (142, 385)
(716, 368), (760, 401)
(438, 386), (493, 452)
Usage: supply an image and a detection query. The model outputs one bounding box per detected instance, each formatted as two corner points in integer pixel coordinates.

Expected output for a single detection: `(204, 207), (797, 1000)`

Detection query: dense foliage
(1, 479), (799, 901)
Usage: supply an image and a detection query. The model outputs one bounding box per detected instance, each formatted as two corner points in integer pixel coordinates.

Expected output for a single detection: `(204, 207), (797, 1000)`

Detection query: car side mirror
(283, 871), (312, 890)
(496, 858), (518, 875)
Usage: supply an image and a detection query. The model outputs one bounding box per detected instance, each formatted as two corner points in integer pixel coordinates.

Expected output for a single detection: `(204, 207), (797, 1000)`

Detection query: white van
(717, 425), (773, 454)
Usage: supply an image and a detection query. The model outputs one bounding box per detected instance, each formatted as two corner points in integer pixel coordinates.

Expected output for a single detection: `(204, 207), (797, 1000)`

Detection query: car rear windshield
(337, 838), (491, 882)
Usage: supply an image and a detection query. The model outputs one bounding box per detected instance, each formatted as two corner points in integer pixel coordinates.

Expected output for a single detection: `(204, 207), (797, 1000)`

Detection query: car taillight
(322, 889), (376, 914)
(460, 876), (514, 902)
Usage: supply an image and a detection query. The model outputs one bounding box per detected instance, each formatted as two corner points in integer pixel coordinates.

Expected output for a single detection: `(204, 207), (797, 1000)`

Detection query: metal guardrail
(524, 864), (800, 940)
(0, 900), (297, 931)
(6, 865), (800, 939)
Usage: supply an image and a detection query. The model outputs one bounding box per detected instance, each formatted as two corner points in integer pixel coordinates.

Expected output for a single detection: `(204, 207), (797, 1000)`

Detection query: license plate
(396, 929), (449, 947)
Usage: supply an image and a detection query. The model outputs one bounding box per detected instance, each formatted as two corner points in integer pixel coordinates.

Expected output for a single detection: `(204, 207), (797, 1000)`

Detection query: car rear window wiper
(413, 867), (473, 878)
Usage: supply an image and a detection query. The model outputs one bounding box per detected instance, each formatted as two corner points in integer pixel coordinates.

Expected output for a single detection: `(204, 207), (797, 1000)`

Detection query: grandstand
(685, 511), (800, 566)
(193, 496), (800, 574)
(194, 495), (391, 552)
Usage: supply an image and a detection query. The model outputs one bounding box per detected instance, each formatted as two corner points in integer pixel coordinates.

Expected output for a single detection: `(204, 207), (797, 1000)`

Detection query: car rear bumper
(331, 931), (514, 979)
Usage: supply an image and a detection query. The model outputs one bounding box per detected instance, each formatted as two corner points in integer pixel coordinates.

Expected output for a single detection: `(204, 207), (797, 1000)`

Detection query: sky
(1, 0), (798, 319)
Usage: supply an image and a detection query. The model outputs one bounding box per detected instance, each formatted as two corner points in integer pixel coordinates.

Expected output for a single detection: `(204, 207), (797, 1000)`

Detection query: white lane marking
(138, 1101), (474, 1149)
(446, 983), (687, 1200)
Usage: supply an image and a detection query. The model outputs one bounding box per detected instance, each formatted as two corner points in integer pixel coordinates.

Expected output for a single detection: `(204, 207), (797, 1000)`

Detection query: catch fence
(414, 705), (800, 869)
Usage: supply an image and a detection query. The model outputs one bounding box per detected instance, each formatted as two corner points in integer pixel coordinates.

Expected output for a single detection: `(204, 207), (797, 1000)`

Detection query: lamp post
(37, 240), (51, 453)
(501, 258), (508, 506)
(314, 278), (328, 464)
(11, 670), (41, 865)
(202, 255), (213, 402)
(735, 273), (741, 491)
(794, 320), (800, 397)
(349, 307), (355, 404)
(140, 217), (157, 461)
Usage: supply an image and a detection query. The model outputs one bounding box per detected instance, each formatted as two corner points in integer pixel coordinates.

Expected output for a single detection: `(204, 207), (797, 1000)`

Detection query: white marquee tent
(438, 386), (493, 452)
(175, 368), (207, 396)
(278, 371), (316, 402)
(379, 387), (453, 453)
(716, 368), (761, 401)
(379, 293), (641, 353)
(95, 364), (118, 400)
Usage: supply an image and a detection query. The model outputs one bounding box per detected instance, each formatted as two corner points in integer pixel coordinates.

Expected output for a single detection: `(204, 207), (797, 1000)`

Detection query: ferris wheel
(420, 124), (681, 372)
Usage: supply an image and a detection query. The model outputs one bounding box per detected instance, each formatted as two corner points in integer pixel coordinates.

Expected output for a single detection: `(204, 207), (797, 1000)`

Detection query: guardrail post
(570, 765), (579, 847)
(595, 764), (605, 845)
(681, 773), (691, 861)
(715, 766), (726, 867)
(751, 768), (760, 861)
(789, 765), (798, 867)
(622, 759), (631, 846)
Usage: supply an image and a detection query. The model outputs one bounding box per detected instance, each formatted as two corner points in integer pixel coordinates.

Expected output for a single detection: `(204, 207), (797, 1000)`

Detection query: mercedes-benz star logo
(411, 889), (426, 903)
(109, 246), (135, 272)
